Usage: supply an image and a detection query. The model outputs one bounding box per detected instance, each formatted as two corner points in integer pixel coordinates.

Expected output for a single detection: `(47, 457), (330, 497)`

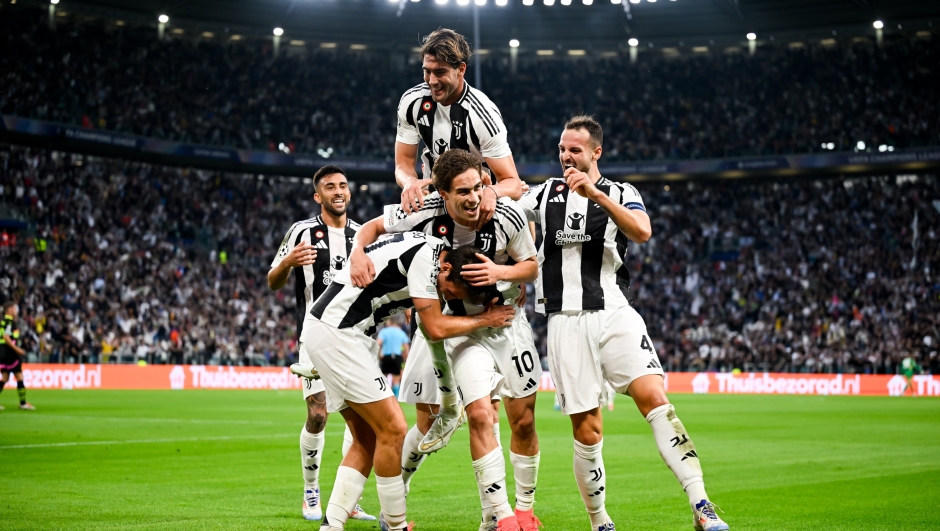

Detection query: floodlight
(583, 0), (593, 4)
(158, 14), (169, 23)
(509, 39), (520, 47)
(523, 0), (534, 4)
(856, 141), (865, 150)
(879, 145), (887, 152)
(50, 0), (59, 4)
(457, 0), (469, 5)
(628, 38), (639, 46)
(435, 0), (448, 4)
(647, 0), (656, 3)
(873, 20), (884, 29)
(561, 0), (572, 5)
(544, 0), (555, 5)
(827, 143), (834, 150)
(496, 0), (508, 4)
(475, 0), (487, 4)
(747, 33), (756, 41)
(611, 0), (621, 4)
(273, 27), (283, 36)
(630, 0), (641, 3)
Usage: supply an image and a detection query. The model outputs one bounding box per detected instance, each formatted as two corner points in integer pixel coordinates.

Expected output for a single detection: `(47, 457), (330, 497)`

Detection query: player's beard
(321, 198), (347, 218)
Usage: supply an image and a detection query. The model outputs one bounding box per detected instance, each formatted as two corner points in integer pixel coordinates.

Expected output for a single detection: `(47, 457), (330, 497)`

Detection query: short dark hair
(420, 29), (472, 69)
(313, 165), (347, 188)
(442, 245), (501, 306)
(432, 149), (482, 193)
(2, 301), (16, 313)
(564, 115), (603, 148)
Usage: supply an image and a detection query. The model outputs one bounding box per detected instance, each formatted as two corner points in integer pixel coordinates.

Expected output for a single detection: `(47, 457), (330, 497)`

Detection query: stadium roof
(55, 0), (940, 49)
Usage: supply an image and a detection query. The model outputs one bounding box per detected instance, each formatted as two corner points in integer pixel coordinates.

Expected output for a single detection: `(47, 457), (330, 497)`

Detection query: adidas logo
(439, 386), (451, 393)
(484, 483), (502, 494)
(681, 450), (698, 461)
(417, 115), (430, 127)
(587, 486), (605, 497)
(647, 358), (662, 369)
(402, 466), (418, 473)
(314, 240), (328, 249)
(522, 378), (537, 392)
(304, 464), (318, 471)
(549, 195), (565, 203)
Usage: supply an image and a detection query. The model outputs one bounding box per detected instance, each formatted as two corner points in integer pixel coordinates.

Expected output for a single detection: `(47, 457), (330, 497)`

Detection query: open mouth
(464, 204), (479, 216)
(331, 198), (346, 208)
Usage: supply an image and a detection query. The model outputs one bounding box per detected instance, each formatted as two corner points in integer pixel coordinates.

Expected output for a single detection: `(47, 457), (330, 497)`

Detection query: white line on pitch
(9, 414), (300, 425)
(0, 433), (301, 450)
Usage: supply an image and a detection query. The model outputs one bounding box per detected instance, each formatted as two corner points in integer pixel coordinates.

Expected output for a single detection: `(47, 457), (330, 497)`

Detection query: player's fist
(285, 241), (317, 268)
(401, 178), (433, 214)
(564, 167), (599, 201)
(349, 248), (376, 288)
(481, 299), (516, 329)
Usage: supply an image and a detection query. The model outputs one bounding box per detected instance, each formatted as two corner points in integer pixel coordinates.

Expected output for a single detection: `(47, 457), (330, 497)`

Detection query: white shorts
(298, 342), (327, 399)
(547, 305), (664, 416)
(398, 332), (442, 405)
(444, 308), (542, 405)
(299, 318), (394, 413)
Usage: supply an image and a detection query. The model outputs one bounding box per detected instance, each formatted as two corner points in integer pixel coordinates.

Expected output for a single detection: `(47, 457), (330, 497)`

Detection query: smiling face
(439, 168), (483, 227)
(423, 54), (466, 105)
(314, 173), (350, 217)
(559, 127), (602, 174)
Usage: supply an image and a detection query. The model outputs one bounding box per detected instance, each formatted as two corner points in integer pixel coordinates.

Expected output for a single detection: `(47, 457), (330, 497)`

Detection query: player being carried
(267, 165), (375, 522)
(0, 302), (35, 410)
(351, 149), (541, 531)
(517, 116), (729, 531)
(301, 233), (516, 531)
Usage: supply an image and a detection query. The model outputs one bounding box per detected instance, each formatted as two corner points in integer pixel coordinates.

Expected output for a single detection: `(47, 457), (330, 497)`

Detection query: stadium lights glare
(523, 0), (534, 4)
(457, 0), (469, 5)
(435, 0), (448, 4)
(509, 39), (520, 47)
(827, 142), (835, 150)
(629, 0), (641, 3)
(856, 141), (866, 150)
(879, 145), (887, 152)
(628, 38), (639, 46)
(496, 0), (508, 4)
(583, 0), (594, 4)
(747, 33), (757, 41)
(647, 0), (656, 3)
(544, 0), (555, 5)
(561, 0), (572, 5)
(611, 0), (621, 4)
(158, 14), (169, 24)
(475, 0), (487, 5)
(873, 20), (884, 29)
(50, 0), (59, 4)
(273, 27), (283, 36)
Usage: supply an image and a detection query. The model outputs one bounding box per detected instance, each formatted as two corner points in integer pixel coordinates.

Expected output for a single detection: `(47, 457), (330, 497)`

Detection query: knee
(638, 395), (670, 419)
(509, 412), (536, 441)
(467, 404), (494, 433)
(574, 424), (602, 446)
(305, 396), (328, 432)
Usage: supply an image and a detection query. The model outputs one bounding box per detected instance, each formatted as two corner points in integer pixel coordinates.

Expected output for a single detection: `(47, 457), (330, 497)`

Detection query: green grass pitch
(1, 390), (937, 530)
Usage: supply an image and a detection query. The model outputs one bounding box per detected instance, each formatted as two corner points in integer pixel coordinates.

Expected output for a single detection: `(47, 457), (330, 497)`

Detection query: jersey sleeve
(271, 224), (298, 269)
(406, 244), (441, 300)
(470, 98), (512, 160)
(383, 193), (441, 233)
(396, 93), (421, 146)
(517, 182), (546, 223)
(500, 200), (537, 262)
(618, 182), (646, 212)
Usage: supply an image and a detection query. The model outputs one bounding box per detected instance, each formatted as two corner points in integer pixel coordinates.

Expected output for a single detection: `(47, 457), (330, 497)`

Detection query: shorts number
(640, 336), (653, 354)
(511, 351), (535, 377)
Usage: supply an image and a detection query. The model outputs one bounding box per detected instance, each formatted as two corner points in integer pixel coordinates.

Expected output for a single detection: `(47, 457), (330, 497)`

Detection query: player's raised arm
(268, 226), (317, 290)
(566, 167), (652, 244)
(395, 141), (432, 214)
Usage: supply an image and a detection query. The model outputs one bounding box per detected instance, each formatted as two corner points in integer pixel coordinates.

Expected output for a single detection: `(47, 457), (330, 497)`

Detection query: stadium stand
(1, 7), (938, 162)
(1, 144), (937, 374)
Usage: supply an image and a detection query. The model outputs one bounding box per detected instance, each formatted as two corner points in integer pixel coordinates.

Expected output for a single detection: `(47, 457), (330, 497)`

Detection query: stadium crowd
(1, 144), (938, 375)
(1, 7), (939, 162)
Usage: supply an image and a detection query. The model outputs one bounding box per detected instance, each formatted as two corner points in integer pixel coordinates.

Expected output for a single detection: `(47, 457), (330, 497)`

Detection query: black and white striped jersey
(271, 216), (361, 337)
(396, 82), (511, 180)
(310, 232), (444, 336)
(517, 177), (647, 315)
(381, 192), (536, 313)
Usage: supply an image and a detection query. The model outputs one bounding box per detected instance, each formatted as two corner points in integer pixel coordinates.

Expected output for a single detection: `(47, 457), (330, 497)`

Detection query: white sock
(472, 447), (514, 522)
(493, 421), (502, 449)
(376, 475), (408, 530)
(300, 426), (325, 489)
(423, 327), (459, 413)
(574, 439), (610, 528)
(510, 452), (539, 511)
(401, 425), (427, 488)
(342, 425), (354, 458)
(324, 466), (367, 529)
(646, 404), (708, 509)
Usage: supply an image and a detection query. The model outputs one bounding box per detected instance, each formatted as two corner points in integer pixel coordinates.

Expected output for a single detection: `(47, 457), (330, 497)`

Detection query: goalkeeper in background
(901, 355), (923, 396)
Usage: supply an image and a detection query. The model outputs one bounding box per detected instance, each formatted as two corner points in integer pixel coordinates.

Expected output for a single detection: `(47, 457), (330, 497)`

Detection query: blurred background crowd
(2, 7), (939, 162)
(2, 144), (937, 374)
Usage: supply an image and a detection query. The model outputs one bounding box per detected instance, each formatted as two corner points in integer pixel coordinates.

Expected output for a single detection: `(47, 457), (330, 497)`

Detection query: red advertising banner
(17, 364), (938, 397)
